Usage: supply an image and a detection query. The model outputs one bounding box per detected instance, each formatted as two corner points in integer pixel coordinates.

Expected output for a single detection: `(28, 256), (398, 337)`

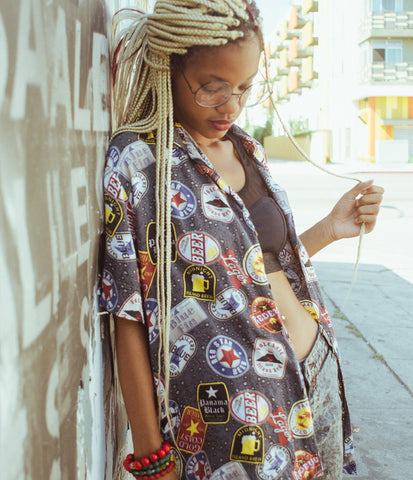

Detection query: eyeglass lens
(195, 81), (267, 108)
(196, 82), (238, 107)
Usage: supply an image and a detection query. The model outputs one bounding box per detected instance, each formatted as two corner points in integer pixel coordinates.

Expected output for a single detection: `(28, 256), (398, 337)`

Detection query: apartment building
(266, 0), (413, 163)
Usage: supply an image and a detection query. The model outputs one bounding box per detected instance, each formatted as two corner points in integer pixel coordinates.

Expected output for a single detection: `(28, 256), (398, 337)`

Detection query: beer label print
(197, 382), (230, 424)
(230, 425), (265, 464)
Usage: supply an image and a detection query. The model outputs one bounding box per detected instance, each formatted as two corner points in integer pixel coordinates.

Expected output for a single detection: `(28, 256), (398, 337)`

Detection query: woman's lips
(209, 120), (233, 131)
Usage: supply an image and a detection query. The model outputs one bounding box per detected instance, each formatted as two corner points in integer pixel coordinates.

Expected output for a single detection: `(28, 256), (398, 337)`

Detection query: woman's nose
(216, 94), (242, 115)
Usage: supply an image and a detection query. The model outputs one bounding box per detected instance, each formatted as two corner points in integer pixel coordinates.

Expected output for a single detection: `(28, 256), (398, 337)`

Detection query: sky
(256, 0), (293, 39)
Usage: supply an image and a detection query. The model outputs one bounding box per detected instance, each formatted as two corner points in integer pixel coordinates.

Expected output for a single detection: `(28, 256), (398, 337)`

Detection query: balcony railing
(361, 62), (413, 83)
(360, 11), (413, 39)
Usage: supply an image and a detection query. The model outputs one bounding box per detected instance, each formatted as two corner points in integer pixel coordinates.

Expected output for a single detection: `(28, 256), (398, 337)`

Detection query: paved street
(268, 159), (413, 479)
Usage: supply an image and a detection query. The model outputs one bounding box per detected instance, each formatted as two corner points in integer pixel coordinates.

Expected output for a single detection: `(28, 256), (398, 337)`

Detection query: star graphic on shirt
(147, 311), (154, 329)
(259, 303), (271, 312)
(195, 461), (206, 479)
(219, 348), (240, 367)
(206, 386), (218, 398)
(171, 191), (186, 207)
(186, 420), (199, 437)
(102, 282), (112, 299)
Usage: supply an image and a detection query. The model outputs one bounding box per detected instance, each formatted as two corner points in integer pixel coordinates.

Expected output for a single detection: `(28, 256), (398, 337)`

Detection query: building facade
(266, 0), (413, 163)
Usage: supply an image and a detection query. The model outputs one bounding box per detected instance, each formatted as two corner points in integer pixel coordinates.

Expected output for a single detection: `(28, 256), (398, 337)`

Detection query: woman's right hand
(116, 317), (174, 473)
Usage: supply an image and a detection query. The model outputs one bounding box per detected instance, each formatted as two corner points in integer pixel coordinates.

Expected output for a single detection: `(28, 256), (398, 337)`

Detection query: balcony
(360, 11), (413, 42)
(361, 62), (413, 83)
(302, 0), (318, 15)
(288, 37), (314, 63)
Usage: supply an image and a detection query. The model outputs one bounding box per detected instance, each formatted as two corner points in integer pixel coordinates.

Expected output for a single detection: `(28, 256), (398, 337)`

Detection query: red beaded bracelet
(123, 442), (174, 478)
(136, 461), (175, 480)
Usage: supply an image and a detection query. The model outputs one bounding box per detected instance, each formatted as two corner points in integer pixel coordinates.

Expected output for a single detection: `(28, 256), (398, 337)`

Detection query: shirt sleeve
(99, 140), (145, 324)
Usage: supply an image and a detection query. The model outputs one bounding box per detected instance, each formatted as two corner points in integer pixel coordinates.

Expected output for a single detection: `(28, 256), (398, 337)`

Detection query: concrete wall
(264, 132), (332, 164)
(0, 0), (150, 478)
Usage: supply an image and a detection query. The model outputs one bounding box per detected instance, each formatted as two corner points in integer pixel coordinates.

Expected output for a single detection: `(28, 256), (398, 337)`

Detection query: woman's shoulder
(108, 130), (157, 155)
(104, 130), (158, 185)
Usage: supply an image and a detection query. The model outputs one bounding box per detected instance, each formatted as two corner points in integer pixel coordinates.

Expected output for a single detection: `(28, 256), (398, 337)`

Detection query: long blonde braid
(110, 0), (261, 442)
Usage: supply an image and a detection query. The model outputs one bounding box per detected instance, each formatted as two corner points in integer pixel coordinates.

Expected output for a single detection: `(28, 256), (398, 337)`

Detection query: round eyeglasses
(180, 71), (271, 109)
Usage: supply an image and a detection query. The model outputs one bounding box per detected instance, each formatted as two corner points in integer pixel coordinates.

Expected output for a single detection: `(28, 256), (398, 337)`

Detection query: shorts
(300, 328), (344, 479)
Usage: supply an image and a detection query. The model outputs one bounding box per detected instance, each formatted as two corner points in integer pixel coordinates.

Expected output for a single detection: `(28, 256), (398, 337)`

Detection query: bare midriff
(267, 270), (318, 361)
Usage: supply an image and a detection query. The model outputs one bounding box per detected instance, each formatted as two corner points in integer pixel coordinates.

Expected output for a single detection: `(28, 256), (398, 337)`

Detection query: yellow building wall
(263, 135), (311, 160)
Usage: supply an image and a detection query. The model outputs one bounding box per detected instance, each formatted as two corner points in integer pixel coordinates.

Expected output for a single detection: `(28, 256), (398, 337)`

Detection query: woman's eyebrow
(206, 71), (258, 83)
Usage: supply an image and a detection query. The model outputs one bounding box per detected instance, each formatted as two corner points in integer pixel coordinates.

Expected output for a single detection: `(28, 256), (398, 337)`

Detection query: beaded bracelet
(123, 442), (175, 479)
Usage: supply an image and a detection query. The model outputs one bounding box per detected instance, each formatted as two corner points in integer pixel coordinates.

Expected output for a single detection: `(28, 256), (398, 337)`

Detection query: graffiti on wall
(1, 0), (111, 478)
(1, 0), (154, 476)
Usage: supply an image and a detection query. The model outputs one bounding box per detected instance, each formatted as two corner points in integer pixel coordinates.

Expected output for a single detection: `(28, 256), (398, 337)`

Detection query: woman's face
(172, 35), (261, 146)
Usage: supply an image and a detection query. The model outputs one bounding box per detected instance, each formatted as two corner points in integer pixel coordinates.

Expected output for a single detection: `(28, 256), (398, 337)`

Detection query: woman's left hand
(327, 179), (384, 241)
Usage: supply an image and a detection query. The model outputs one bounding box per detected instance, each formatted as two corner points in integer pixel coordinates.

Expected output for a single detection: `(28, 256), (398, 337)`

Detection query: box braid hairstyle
(110, 0), (263, 436)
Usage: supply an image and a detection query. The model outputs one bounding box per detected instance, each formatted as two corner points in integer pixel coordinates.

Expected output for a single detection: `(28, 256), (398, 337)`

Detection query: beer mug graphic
(240, 434), (260, 455)
(192, 273), (209, 293)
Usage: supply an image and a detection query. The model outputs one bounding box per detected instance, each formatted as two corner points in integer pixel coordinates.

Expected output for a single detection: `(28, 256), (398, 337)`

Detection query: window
(373, 48), (385, 62)
(372, 0), (404, 12)
(372, 41), (402, 64)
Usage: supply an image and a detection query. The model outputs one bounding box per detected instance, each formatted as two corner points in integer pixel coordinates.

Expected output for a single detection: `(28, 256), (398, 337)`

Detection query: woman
(100, 1), (383, 479)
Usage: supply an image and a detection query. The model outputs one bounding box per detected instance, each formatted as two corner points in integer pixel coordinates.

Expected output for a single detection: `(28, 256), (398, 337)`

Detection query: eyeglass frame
(179, 70), (269, 108)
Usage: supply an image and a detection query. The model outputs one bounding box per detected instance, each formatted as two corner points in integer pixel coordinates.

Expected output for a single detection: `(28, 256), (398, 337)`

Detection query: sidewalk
(314, 262), (413, 480)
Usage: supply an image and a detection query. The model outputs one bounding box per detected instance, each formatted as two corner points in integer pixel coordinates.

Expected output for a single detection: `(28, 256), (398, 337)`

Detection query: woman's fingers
(356, 192), (383, 208)
(352, 183), (384, 232)
(356, 203), (381, 216)
(355, 184), (384, 211)
(345, 179), (375, 200)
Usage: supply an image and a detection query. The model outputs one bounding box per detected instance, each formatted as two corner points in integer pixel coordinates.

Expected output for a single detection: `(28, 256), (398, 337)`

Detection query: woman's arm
(300, 179), (384, 257)
(115, 316), (163, 455)
(116, 317), (178, 479)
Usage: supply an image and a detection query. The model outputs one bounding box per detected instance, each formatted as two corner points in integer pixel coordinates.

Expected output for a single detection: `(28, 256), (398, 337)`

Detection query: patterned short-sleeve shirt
(100, 123), (356, 479)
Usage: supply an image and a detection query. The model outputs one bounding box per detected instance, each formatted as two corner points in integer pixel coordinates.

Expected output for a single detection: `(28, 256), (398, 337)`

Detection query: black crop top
(226, 133), (288, 273)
